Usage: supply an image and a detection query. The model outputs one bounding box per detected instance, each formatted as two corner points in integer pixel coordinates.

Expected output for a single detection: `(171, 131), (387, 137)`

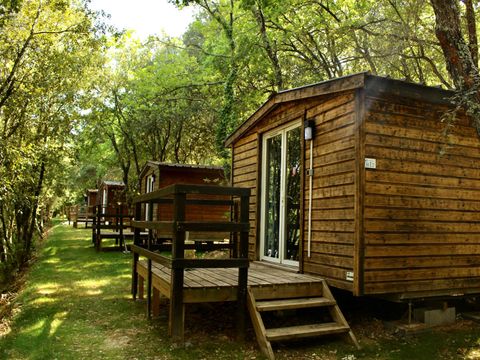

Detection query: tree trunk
(430, 0), (480, 135)
(463, 0), (478, 67)
(251, 1), (283, 91)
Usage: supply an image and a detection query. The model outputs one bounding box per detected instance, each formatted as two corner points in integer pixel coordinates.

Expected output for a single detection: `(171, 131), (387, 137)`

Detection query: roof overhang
(224, 72), (368, 147)
(139, 160), (224, 180)
(224, 72), (455, 147)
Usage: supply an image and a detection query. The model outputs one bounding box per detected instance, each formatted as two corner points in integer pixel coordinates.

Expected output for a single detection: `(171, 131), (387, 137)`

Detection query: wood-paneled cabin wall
(230, 75), (480, 299)
(231, 91), (357, 292)
(362, 94), (480, 297)
(139, 166), (229, 222)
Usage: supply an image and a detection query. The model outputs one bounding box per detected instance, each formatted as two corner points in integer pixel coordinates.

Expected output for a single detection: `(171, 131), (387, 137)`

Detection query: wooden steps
(247, 281), (359, 360)
(256, 297), (336, 312)
(266, 322), (350, 341)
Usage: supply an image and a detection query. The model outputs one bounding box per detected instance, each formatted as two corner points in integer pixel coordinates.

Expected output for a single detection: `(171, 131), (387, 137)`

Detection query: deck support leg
(95, 206), (101, 251)
(132, 252), (139, 298)
(170, 192), (186, 345)
(152, 288), (161, 317)
(236, 268), (247, 341)
(169, 268), (185, 344)
(119, 205), (124, 249)
(138, 276), (144, 300)
(91, 206), (97, 244)
(236, 194), (250, 341)
(147, 259), (152, 319)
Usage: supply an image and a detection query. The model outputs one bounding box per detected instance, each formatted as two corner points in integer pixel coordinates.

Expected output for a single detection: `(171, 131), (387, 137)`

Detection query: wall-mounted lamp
(304, 119), (315, 141)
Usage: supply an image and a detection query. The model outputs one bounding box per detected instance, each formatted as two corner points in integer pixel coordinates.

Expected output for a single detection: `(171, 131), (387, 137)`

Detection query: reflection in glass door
(261, 124), (301, 266)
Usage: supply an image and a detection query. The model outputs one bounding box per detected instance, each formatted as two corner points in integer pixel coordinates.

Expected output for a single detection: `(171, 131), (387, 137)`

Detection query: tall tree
(430, 0), (480, 135)
(0, 0), (105, 283)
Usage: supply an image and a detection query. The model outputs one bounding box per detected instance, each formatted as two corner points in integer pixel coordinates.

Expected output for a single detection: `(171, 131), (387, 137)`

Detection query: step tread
(265, 322), (350, 341)
(256, 297), (336, 311)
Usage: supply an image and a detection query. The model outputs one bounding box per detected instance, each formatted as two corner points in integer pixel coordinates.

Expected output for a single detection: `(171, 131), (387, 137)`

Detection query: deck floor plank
(137, 260), (324, 299)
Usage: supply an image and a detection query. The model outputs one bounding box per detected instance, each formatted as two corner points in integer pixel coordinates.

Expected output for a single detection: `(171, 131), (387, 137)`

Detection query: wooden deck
(136, 260), (325, 303)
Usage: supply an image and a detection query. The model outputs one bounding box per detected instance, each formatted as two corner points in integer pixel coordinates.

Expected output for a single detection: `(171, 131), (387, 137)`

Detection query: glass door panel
(263, 134), (282, 260)
(261, 123), (301, 266)
(284, 127), (301, 262)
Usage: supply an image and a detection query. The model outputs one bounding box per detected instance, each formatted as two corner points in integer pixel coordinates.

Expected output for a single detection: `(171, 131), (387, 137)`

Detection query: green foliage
(0, 0), (106, 283)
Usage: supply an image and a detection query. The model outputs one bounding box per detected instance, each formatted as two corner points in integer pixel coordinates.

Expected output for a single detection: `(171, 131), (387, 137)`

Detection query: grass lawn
(1, 221), (480, 359)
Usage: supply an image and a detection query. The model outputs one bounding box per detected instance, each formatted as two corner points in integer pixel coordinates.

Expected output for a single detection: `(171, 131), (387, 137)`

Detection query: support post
(92, 205), (97, 244)
(132, 251), (139, 298)
(96, 205), (101, 251)
(134, 203), (141, 246)
(119, 204), (124, 249)
(169, 190), (186, 344)
(147, 258), (152, 319)
(236, 194), (250, 341)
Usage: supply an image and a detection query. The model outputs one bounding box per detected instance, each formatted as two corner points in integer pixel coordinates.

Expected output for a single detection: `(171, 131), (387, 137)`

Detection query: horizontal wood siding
(139, 166), (228, 223)
(232, 133), (258, 259)
(231, 92), (357, 268)
(363, 95), (480, 296)
(302, 91), (357, 291)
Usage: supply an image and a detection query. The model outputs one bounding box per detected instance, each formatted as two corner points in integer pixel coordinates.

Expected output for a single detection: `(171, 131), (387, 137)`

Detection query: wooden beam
(171, 258), (249, 269)
(177, 221), (249, 232)
(354, 88), (366, 296)
(131, 245), (172, 268)
(133, 184), (250, 204)
(170, 192), (186, 344)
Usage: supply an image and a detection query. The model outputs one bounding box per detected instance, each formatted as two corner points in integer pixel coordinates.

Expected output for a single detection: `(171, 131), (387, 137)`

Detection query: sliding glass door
(260, 123), (301, 266)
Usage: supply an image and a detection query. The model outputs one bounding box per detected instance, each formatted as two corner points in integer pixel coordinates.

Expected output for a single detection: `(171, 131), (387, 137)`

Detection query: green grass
(0, 222), (252, 360)
(1, 222), (480, 360)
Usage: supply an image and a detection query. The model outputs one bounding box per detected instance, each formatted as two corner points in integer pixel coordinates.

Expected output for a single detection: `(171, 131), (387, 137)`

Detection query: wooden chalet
(96, 180), (126, 213)
(225, 72), (480, 301)
(138, 161), (229, 232)
(86, 189), (98, 208)
(91, 180), (131, 250)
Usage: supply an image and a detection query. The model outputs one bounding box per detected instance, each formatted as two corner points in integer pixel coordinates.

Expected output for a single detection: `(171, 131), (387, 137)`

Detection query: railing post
(236, 193), (250, 341)
(170, 189), (186, 344)
(119, 204), (124, 249)
(134, 203), (141, 246)
(96, 205), (101, 251)
(232, 199), (239, 258)
(148, 200), (154, 244)
(92, 205), (97, 244)
(132, 250), (139, 298)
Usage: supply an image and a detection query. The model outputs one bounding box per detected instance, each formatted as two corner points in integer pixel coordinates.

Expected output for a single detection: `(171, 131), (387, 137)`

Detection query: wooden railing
(91, 204), (134, 251)
(130, 183), (250, 344)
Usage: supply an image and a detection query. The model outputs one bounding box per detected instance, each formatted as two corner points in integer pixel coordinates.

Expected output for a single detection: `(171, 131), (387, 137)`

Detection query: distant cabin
(96, 180), (126, 214)
(86, 189), (98, 208)
(225, 72), (480, 300)
(139, 161), (228, 222)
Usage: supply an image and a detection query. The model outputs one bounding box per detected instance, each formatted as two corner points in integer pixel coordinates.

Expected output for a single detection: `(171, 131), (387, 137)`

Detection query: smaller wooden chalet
(86, 189), (98, 208)
(96, 180), (126, 214)
(226, 72), (480, 301)
(139, 161), (228, 225)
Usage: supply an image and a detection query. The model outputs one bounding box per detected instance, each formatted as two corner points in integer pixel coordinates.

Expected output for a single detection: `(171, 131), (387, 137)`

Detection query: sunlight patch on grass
(85, 289), (103, 296)
(49, 311), (67, 337)
(21, 319), (45, 336)
(36, 283), (61, 295)
(43, 258), (60, 264)
(31, 297), (56, 305)
(74, 279), (109, 289)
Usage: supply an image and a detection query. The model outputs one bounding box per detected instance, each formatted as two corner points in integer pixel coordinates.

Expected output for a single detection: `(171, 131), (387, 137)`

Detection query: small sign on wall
(365, 158), (377, 169)
(346, 271), (354, 282)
